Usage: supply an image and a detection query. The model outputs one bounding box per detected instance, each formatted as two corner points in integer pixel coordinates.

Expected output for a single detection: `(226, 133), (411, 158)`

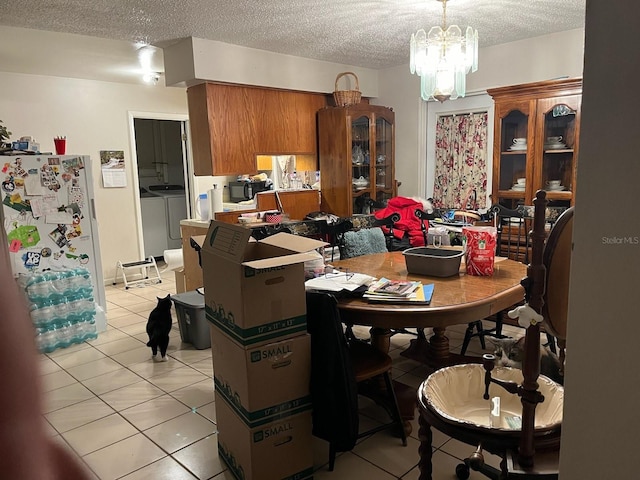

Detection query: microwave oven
(228, 180), (270, 202)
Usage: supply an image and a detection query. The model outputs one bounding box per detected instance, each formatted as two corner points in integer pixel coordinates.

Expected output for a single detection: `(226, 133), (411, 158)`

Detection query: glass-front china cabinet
(488, 78), (581, 209)
(318, 104), (396, 216)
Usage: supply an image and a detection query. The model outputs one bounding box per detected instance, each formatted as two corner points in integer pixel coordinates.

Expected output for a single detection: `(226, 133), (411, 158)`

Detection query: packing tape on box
(163, 248), (184, 271)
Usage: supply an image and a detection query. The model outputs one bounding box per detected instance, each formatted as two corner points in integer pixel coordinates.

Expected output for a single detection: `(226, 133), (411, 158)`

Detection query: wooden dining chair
(460, 204), (556, 355)
(306, 292), (407, 471)
(418, 192), (572, 480)
(459, 205), (517, 355)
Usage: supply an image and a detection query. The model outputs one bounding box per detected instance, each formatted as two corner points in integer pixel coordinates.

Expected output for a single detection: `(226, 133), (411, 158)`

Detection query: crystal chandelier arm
(441, 0), (447, 30)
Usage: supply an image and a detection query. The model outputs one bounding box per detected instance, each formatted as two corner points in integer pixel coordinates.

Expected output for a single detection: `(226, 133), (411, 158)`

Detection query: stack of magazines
(363, 277), (434, 304)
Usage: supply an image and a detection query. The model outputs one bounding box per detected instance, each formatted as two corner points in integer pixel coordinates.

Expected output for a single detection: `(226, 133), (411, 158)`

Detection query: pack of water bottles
(21, 268), (98, 353)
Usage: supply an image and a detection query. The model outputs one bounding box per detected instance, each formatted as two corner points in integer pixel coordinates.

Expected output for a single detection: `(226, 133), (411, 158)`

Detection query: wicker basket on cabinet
(333, 72), (362, 107)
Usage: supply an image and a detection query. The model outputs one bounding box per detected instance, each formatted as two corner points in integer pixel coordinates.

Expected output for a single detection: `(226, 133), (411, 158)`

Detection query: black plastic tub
(402, 247), (464, 277)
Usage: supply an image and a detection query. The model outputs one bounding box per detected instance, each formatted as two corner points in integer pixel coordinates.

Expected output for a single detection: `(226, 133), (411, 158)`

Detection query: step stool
(113, 257), (162, 289)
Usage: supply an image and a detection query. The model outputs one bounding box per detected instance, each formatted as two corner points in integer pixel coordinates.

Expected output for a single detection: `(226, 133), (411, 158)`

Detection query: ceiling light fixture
(410, 0), (478, 102)
(137, 44), (162, 85)
(142, 72), (161, 85)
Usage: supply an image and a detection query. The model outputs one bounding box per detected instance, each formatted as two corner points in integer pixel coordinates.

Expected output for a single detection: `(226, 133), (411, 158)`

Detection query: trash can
(171, 290), (210, 349)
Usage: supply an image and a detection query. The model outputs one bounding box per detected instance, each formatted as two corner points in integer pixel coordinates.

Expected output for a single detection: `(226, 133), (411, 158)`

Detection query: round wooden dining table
(331, 251), (528, 369)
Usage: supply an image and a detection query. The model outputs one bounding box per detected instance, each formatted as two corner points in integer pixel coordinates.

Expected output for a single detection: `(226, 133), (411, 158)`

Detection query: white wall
(468, 28), (585, 93)
(560, 1), (639, 477)
(0, 71), (188, 282)
(374, 63), (423, 198)
(164, 37), (381, 95)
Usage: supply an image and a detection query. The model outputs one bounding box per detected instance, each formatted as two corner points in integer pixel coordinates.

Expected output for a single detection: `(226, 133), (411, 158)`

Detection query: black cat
(146, 295), (173, 361)
(490, 337), (564, 385)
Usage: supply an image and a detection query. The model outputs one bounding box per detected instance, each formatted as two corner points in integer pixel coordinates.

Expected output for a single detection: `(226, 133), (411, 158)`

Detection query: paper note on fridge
(46, 211), (75, 224)
(30, 194), (59, 218)
(24, 174), (44, 196)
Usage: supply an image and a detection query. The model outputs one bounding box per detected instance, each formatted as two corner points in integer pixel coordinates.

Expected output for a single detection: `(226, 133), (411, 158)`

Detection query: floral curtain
(433, 112), (488, 209)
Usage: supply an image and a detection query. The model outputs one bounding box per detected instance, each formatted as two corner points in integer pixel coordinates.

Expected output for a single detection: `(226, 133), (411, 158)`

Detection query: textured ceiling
(1, 0), (586, 71)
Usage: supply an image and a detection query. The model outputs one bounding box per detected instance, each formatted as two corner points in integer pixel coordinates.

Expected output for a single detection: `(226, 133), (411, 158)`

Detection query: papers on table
(366, 278), (417, 296)
(363, 278), (435, 304)
(305, 270), (376, 292)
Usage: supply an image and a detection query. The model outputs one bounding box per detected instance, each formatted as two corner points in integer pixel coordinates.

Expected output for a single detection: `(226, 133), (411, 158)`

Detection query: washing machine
(141, 185), (188, 258)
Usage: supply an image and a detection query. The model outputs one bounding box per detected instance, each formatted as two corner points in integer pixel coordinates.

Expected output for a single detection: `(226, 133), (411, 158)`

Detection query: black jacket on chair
(305, 292), (359, 452)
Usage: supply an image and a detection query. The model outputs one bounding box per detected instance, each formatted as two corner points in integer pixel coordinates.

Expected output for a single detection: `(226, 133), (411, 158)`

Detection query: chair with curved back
(417, 191), (573, 480)
(460, 203), (559, 356)
(459, 204), (528, 355)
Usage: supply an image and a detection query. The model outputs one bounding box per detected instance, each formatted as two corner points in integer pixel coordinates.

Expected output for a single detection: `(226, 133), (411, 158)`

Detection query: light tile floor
(41, 268), (525, 479)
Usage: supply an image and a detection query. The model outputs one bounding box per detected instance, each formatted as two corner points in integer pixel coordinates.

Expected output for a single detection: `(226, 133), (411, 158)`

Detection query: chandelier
(410, 0), (478, 102)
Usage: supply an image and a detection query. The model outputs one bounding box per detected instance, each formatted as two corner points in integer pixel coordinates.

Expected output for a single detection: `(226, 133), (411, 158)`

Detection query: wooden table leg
(400, 326), (449, 366)
(369, 327), (392, 354)
(400, 326), (484, 370)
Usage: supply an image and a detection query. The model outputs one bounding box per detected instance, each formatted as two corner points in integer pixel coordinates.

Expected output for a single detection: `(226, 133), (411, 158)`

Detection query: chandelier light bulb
(410, 0), (478, 102)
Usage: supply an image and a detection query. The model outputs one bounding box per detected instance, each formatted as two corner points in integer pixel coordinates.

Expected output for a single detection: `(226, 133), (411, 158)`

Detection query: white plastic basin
(422, 364), (563, 434)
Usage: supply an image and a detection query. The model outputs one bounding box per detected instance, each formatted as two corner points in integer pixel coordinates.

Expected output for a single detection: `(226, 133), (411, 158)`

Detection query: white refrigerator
(1, 154), (106, 314)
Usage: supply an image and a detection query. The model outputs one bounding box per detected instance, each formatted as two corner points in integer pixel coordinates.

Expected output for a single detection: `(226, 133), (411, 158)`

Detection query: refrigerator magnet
(7, 224), (40, 248)
(2, 178), (15, 193)
(21, 250), (42, 269)
(12, 159), (27, 178)
(9, 239), (21, 253)
(49, 225), (69, 248)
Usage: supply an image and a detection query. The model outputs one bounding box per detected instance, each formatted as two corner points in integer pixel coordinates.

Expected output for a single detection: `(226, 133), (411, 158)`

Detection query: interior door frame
(127, 111), (192, 260)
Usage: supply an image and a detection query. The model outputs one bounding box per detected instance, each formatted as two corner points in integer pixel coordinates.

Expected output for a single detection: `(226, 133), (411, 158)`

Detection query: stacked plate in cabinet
(545, 182), (566, 191)
(510, 180), (526, 192)
(544, 142), (567, 150)
(508, 143), (527, 152)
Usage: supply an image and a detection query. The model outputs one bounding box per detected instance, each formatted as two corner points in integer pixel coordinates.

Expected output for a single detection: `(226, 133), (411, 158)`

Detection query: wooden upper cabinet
(488, 78), (582, 209)
(187, 83), (256, 176)
(187, 82), (327, 176)
(255, 89), (327, 154)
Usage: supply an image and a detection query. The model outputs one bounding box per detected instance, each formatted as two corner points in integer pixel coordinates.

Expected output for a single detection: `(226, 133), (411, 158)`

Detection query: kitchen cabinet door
(255, 89), (327, 154)
(188, 83), (326, 176)
(188, 83), (259, 176)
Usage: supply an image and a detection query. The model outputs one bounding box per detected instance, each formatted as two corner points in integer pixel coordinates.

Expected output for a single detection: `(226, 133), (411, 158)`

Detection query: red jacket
(374, 197), (429, 246)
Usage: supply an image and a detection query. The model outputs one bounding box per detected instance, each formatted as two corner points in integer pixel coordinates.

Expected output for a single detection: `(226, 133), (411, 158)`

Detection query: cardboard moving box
(212, 330), (311, 427)
(216, 396), (313, 480)
(200, 222), (326, 347)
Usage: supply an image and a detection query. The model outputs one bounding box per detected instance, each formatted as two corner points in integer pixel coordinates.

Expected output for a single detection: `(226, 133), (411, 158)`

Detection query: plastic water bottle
(198, 193), (210, 220)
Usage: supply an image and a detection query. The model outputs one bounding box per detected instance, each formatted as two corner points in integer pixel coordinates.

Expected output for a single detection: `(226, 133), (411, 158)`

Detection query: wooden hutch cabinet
(487, 78), (582, 209)
(318, 104), (397, 216)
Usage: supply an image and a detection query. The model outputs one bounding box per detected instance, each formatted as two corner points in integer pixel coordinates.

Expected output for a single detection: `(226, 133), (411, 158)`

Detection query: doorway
(128, 112), (191, 260)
